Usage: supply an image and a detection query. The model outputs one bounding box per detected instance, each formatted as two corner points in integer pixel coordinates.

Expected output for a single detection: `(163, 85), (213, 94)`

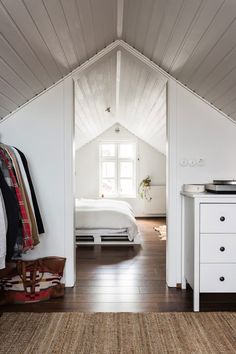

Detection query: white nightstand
(181, 191), (236, 311)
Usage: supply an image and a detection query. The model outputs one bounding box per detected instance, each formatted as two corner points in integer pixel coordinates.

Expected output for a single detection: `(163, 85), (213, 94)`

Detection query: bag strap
(16, 260), (41, 295)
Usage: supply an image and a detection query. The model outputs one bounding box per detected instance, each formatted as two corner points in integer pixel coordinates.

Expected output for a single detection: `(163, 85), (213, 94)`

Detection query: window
(100, 142), (136, 197)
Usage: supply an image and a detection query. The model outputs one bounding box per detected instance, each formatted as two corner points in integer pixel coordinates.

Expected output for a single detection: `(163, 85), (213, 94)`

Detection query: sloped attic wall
(75, 124), (166, 216)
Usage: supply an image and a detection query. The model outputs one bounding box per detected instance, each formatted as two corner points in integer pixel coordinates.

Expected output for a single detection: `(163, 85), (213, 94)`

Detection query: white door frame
(68, 40), (177, 287)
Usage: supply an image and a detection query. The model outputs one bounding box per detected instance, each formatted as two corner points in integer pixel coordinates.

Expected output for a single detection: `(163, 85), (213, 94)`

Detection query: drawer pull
(220, 246), (225, 252)
(220, 216), (225, 222)
(219, 276), (225, 282)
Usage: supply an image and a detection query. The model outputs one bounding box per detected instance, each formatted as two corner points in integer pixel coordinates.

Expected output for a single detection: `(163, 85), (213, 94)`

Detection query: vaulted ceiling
(74, 47), (167, 153)
(0, 0), (236, 122)
(74, 50), (117, 150)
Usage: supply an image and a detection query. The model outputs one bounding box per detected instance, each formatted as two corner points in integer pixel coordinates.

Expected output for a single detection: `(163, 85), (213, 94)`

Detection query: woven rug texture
(0, 312), (235, 354)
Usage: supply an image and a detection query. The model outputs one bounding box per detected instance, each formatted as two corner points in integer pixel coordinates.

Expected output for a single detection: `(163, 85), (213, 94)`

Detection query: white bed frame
(75, 229), (141, 245)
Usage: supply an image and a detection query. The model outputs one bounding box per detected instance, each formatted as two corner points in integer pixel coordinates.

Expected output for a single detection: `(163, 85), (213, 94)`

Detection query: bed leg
(94, 234), (102, 244)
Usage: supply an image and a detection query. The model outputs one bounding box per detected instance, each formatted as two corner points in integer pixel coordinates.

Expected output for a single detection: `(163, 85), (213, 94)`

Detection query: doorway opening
(72, 46), (176, 311)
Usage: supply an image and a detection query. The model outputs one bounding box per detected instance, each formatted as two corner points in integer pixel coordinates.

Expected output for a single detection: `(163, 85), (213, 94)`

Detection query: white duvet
(75, 198), (139, 241)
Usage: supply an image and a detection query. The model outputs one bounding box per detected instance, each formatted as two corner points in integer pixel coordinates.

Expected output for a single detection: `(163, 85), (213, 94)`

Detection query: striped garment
(0, 148), (33, 251)
(0, 189), (7, 269)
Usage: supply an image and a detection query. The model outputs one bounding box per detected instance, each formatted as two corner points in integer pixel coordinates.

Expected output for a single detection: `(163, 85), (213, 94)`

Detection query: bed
(75, 198), (140, 244)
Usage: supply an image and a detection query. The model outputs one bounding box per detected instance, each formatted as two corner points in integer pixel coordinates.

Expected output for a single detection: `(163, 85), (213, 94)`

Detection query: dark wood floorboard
(1, 218), (236, 312)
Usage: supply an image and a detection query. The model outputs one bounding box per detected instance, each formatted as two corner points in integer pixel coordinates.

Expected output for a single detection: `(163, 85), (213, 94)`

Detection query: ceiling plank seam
(116, 50), (121, 118)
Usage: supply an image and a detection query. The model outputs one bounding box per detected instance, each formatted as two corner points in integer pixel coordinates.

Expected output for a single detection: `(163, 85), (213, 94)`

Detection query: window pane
(101, 179), (116, 195)
(120, 162), (133, 178)
(119, 144), (134, 158)
(120, 179), (134, 195)
(102, 162), (115, 178)
(101, 144), (115, 157)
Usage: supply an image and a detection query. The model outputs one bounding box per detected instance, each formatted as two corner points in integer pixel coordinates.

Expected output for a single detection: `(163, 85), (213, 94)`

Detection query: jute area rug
(0, 312), (235, 354)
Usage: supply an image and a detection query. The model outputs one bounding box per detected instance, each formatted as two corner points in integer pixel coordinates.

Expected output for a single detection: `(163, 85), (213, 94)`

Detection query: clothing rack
(0, 143), (44, 270)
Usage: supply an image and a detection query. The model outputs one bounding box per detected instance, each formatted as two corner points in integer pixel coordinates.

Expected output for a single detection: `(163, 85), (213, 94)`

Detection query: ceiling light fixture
(115, 125), (120, 133)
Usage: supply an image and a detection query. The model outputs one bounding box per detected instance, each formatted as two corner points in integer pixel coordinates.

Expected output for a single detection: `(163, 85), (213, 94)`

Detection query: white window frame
(99, 141), (137, 198)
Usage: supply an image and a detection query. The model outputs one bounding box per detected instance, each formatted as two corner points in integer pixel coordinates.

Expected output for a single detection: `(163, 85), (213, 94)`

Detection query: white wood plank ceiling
(1, 0), (236, 123)
(0, 0), (117, 118)
(118, 49), (167, 154)
(123, 0), (236, 119)
(74, 48), (167, 153)
(74, 51), (117, 149)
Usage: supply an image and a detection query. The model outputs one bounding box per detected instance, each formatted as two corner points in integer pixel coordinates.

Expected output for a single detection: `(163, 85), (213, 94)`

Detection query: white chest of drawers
(181, 192), (236, 311)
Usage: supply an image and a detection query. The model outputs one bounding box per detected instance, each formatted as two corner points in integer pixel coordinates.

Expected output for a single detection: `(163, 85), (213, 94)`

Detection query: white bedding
(75, 198), (139, 241)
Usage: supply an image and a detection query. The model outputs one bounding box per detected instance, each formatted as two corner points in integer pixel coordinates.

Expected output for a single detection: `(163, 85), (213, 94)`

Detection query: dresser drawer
(200, 264), (236, 292)
(200, 203), (236, 233)
(200, 234), (236, 263)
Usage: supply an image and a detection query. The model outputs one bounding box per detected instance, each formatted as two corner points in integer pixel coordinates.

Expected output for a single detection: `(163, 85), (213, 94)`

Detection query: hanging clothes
(4, 146), (39, 246)
(0, 167), (21, 261)
(15, 148), (45, 235)
(0, 190), (7, 269)
(0, 143), (44, 268)
(0, 147), (33, 251)
(11, 148), (35, 216)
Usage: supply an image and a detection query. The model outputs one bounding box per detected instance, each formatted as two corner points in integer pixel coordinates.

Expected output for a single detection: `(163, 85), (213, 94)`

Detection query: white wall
(75, 125), (166, 216)
(166, 78), (236, 286)
(0, 78), (75, 287)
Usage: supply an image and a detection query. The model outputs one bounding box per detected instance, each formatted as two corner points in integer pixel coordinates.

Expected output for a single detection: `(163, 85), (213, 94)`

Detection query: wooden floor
(1, 218), (236, 312)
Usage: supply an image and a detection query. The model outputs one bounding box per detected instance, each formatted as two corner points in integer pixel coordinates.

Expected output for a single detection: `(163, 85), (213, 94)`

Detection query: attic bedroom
(74, 48), (167, 248)
(0, 1), (236, 353)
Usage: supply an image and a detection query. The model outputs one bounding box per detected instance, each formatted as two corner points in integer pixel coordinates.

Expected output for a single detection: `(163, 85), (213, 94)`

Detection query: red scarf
(0, 148), (33, 251)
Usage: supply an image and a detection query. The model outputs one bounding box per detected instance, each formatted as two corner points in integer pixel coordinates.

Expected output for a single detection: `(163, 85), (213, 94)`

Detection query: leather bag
(0, 257), (66, 304)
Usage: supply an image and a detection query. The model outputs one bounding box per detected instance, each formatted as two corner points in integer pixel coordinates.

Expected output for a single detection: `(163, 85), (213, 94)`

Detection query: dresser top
(181, 191), (236, 199)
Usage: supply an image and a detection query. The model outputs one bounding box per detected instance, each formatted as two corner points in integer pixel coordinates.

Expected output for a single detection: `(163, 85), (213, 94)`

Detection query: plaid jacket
(6, 146), (39, 247)
(0, 148), (33, 251)
(0, 157), (23, 256)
